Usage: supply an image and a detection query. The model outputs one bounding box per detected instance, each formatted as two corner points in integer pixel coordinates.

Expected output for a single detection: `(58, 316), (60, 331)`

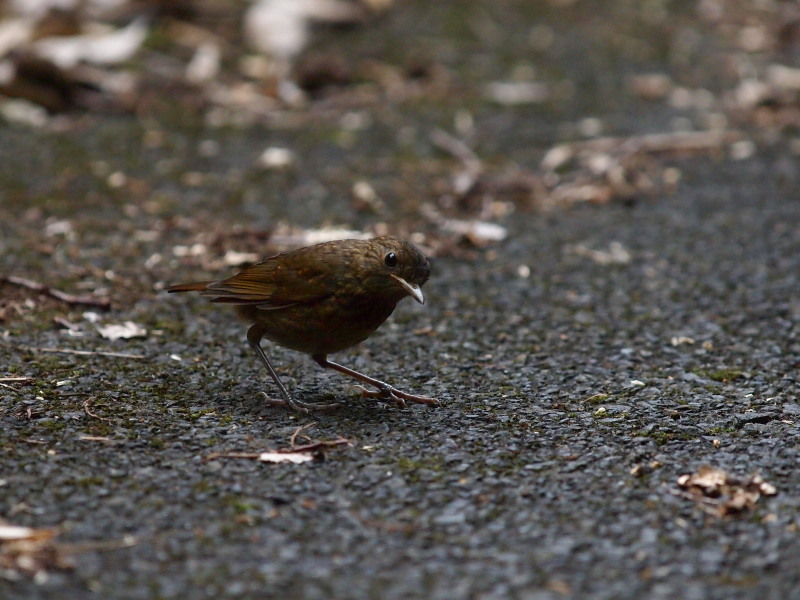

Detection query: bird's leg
(312, 354), (437, 407)
(247, 326), (341, 413)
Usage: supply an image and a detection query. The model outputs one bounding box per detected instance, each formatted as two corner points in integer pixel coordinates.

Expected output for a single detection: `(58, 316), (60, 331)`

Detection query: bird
(167, 235), (435, 413)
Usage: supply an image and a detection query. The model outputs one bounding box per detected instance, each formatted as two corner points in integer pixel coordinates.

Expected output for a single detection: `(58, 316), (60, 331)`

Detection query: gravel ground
(2, 2), (800, 599)
(3, 156), (799, 600)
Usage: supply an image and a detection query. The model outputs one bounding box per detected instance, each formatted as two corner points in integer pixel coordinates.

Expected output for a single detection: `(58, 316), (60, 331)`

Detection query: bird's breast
(241, 293), (398, 356)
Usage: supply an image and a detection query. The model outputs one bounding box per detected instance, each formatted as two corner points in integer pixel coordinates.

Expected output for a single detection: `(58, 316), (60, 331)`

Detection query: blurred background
(1, 0), (797, 305)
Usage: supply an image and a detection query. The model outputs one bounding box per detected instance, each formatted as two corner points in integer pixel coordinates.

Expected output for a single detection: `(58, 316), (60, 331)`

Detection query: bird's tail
(166, 281), (214, 293)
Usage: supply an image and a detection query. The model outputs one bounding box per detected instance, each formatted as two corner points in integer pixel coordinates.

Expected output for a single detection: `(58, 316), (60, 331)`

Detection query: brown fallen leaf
(675, 465), (777, 516)
(0, 522), (71, 579)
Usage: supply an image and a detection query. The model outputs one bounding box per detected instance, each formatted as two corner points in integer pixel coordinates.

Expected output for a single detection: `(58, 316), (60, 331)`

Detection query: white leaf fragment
(571, 241), (632, 265)
(0, 525), (39, 541)
(172, 243), (207, 257)
(97, 321), (147, 340)
(484, 81), (549, 105)
(441, 219), (508, 242)
(32, 17), (148, 69)
(245, 0), (363, 61)
(257, 146), (295, 169)
(224, 250), (260, 266)
(258, 451), (314, 464)
(186, 41), (221, 84)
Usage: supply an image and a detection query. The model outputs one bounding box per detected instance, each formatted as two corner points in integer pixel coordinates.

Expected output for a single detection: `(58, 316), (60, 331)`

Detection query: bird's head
(358, 235), (431, 305)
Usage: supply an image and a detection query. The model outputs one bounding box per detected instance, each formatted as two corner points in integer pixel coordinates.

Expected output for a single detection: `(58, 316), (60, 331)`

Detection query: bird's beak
(390, 274), (425, 304)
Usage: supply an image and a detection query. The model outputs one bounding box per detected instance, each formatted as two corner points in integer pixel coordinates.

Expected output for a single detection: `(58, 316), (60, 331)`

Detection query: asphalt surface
(3, 155), (799, 599)
(2, 2), (800, 599)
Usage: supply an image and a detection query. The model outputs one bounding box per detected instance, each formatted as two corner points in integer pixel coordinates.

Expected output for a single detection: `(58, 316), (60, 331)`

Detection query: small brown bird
(167, 235), (435, 413)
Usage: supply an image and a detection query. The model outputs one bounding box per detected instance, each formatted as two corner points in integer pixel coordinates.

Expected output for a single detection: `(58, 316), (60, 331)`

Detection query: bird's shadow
(210, 377), (432, 429)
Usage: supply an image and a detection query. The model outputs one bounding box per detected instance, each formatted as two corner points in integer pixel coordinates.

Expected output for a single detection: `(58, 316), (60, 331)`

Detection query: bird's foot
(258, 392), (342, 413)
(352, 384), (438, 407)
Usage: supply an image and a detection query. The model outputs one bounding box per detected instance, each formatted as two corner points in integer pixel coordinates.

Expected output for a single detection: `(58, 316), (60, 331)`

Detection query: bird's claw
(352, 384), (437, 407)
(258, 392), (342, 413)
(352, 385), (406, 407)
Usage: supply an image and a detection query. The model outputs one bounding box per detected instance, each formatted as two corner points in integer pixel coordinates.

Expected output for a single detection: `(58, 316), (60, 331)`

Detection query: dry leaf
(0, 521), (70, 579)
(676, 465), (777, 516)
(677, 465), (728, 496)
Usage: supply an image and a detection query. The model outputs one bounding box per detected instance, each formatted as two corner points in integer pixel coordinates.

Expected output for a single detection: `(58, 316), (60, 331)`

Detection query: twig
(204, 451), (262, 460)
(0, 377), (33, 383)
(56, 535), (138, 554)
(0, 383), (23, 395)
(285, 438), (351, 453)
(1, 276), (111, 310)
(668, 488), (725, 516)
(620, 130), (742, 154)
(359, 517), (418, 534)
(430, 128), (482, 172)
(579, 130), (739, 155)
(542, 130), (743, 170)
(204, 438), (352, 461)
(83, 399), (112, 422)
(430, 128), (483, 196)
(290, 421), (317, 448)
(16, 345), (145, 359)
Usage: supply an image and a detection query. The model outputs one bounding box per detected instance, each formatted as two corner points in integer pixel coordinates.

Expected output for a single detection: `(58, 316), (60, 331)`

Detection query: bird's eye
(384, 252), (397, 268)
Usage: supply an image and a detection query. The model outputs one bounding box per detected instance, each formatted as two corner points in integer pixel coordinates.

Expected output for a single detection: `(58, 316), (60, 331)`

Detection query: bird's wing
(202, 252), (336, 308)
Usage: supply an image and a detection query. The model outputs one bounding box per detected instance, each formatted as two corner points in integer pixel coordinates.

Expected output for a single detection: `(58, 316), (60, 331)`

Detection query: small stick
(0, 383), (23, 395)
(290, 421), (317, 448)
(16, 345), (145, 359)
(57, 535), (138, 554)
(430, 128), (482, 172)
(542, 130), (743, 170)
(284, 438), (351, 453)
(1, 275), (111, 310)
(0, 377), (33, 383)
(204, 438), (351, 461)
(204, 451), (262, 460)
(83, 399), (112, 422)
(668, 488), (727, 516)
(430, 128), (483, 196)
